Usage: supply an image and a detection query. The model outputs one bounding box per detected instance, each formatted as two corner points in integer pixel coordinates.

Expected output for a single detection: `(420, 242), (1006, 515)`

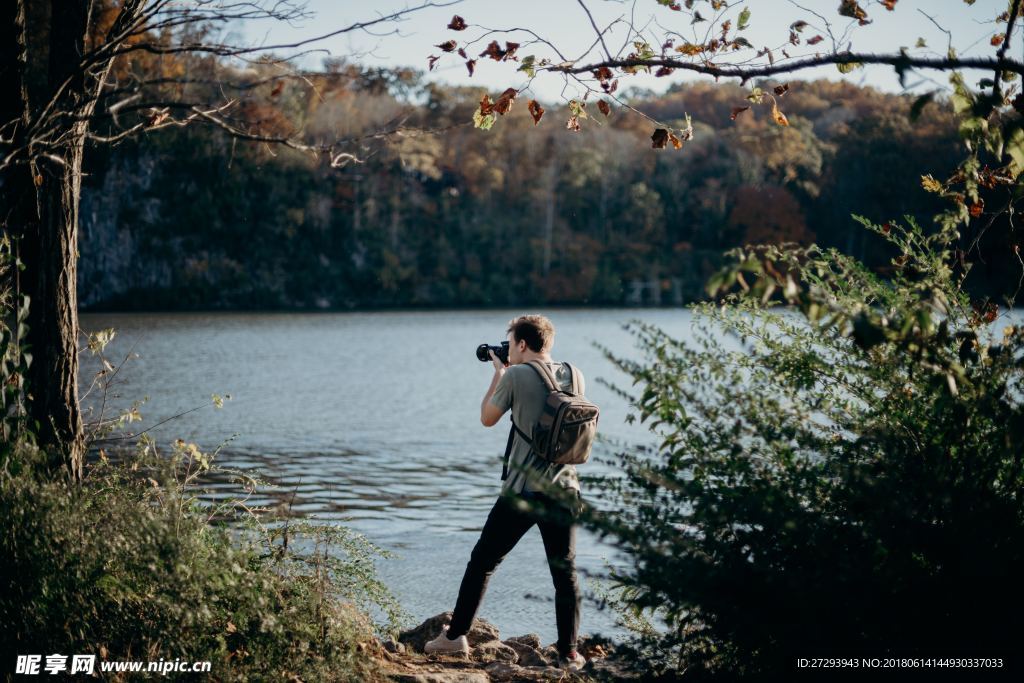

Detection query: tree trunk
(17, 146), (87, 481)
(0, 0), (105, 481)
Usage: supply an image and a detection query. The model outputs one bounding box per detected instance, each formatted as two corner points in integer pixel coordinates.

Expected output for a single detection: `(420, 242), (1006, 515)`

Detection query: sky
(236, 0), (1015, 102)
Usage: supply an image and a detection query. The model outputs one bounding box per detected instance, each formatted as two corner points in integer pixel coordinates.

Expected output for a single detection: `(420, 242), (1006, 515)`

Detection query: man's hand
(489, 350), (509, 371)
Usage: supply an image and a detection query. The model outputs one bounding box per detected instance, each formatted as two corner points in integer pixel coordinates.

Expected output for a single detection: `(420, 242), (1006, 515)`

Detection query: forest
(78, 57), (1000, 310)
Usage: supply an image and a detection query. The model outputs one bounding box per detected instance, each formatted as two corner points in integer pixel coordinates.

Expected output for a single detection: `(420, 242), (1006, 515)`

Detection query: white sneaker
(423, 625), (470, 655)
(559, 650), (586, 672)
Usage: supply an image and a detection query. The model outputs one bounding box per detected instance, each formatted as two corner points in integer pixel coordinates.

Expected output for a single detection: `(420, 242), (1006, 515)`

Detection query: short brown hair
(507, 315), (555, 353)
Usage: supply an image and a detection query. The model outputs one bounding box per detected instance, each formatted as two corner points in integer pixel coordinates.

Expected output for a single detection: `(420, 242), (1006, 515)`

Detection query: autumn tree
(727, 184), (814, 246)
(0, 0), (443, 480)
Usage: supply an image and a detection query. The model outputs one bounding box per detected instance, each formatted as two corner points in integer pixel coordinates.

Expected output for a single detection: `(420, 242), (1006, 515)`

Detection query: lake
(77, 308), (696, 644)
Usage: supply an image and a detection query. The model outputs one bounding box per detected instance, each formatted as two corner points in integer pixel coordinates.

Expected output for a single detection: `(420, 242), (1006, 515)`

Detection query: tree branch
(994, 0), (1023, 99)
(99, 1), (459, 62)
(576, 0), (612, 62)
(556, 52), (1024, 82)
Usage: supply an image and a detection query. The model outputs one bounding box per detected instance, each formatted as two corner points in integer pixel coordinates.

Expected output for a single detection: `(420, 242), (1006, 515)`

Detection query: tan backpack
(510, 360), (599, 467)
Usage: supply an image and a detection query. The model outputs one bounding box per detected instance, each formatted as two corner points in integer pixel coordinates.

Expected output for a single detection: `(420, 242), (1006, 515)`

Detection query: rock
(578, 633), (614, 660)
(484, 661), (565, 682)
(586, 656), (644, 681)
(380, 636), (406, 655)
(399, 612), (502, 652)
(471, 640), (518, 663)
(504, 634), (542, 650)
(501, 637), (550, 667)
(391, 674), (490, 683)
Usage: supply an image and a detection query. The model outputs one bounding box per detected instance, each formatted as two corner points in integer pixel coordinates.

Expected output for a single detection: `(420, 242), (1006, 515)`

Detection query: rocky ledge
(376, 612), (637, 682)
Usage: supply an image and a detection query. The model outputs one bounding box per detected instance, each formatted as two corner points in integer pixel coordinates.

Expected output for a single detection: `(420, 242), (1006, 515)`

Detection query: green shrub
(588, 218), (1024, 679)
(0, 436), (402, 681)
(2, 233), (405, 680)
(0, 234), (33, 470)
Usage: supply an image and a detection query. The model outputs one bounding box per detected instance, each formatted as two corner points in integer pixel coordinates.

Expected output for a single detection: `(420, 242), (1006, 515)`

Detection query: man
(424, 314), (587, 672)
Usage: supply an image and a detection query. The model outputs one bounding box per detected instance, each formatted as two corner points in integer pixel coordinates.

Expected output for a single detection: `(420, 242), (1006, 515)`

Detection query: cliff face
(76, 134), (347, 311)
(79, 151), (174, 309)
(74, 133), (702, 312)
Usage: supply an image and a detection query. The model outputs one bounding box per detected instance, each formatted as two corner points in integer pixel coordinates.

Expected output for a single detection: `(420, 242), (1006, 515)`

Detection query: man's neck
(519, 351), (553, 364)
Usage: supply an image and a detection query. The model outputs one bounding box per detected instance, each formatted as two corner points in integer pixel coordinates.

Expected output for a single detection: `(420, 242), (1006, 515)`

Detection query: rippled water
(78, 309), (695, 643)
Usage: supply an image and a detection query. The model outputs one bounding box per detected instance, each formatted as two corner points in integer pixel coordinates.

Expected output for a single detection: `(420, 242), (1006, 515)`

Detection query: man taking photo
(424, 314), (588, 672)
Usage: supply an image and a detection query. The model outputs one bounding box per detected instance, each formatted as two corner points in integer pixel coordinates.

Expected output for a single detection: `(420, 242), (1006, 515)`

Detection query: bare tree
(0, 0), (449, 481)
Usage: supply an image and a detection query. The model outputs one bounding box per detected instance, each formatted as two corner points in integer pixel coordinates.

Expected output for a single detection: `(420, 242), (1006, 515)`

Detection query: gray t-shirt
(489, 360), (584, 496)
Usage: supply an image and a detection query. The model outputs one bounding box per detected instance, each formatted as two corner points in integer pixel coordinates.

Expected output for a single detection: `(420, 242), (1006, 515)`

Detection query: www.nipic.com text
(15, 654), (212, 676)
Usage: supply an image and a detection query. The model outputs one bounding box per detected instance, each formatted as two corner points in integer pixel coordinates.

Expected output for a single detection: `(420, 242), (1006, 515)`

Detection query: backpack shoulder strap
(563, 362), (580, 395)
(525, 360), (560, 392)
(501, 423), (515, 480)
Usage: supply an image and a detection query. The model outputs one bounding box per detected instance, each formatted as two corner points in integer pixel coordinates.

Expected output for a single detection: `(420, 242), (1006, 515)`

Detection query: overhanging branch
(556, 52), (1024, 82)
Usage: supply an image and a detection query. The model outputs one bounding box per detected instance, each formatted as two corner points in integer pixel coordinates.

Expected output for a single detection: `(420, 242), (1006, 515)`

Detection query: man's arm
(481, 351), (509, 427)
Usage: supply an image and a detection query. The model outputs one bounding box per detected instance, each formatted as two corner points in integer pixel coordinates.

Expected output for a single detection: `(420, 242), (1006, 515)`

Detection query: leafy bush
(0, 437), (402, 681)
(589, 217), (1024, 679)
(0, 234), (33, 468)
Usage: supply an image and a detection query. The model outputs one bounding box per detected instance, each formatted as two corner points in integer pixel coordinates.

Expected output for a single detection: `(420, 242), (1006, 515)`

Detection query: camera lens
(477, 341), (511, 363)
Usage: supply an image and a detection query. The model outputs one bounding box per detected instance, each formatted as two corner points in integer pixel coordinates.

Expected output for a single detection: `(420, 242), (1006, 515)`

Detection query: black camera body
(477, 341), (510, 364)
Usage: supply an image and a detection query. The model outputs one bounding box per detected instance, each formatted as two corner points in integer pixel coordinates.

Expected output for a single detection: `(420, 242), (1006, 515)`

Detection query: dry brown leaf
(493, 87), (517, 115)
(528, 99), (545, 125)
(771, 101), (789, 126)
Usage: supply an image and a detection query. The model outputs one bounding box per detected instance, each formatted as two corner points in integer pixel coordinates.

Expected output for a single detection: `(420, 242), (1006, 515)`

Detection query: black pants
(447, 489), (582, 657)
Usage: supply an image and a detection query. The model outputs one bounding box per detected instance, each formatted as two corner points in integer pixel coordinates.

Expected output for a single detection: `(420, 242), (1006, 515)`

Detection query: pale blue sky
(238, 0), (1014, 101)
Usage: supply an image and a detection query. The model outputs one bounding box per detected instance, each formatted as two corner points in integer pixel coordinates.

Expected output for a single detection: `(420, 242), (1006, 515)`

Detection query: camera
(476, 341), (510, 364)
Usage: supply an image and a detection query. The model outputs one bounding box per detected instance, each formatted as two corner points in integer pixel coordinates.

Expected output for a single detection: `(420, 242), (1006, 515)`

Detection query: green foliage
(518, 55), (537, 78)
(0, 234), (35, 471)
(472, 106), (496, 130)
(927, 71), (1024, 235)
(737, 7), (751, 31)
(0, 438), (401, 681)
(588, 566), (661, 643)
(588, 217), (1024, 678)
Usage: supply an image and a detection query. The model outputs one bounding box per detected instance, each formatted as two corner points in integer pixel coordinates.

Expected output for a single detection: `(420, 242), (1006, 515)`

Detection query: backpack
(502, 360), (599, 479)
